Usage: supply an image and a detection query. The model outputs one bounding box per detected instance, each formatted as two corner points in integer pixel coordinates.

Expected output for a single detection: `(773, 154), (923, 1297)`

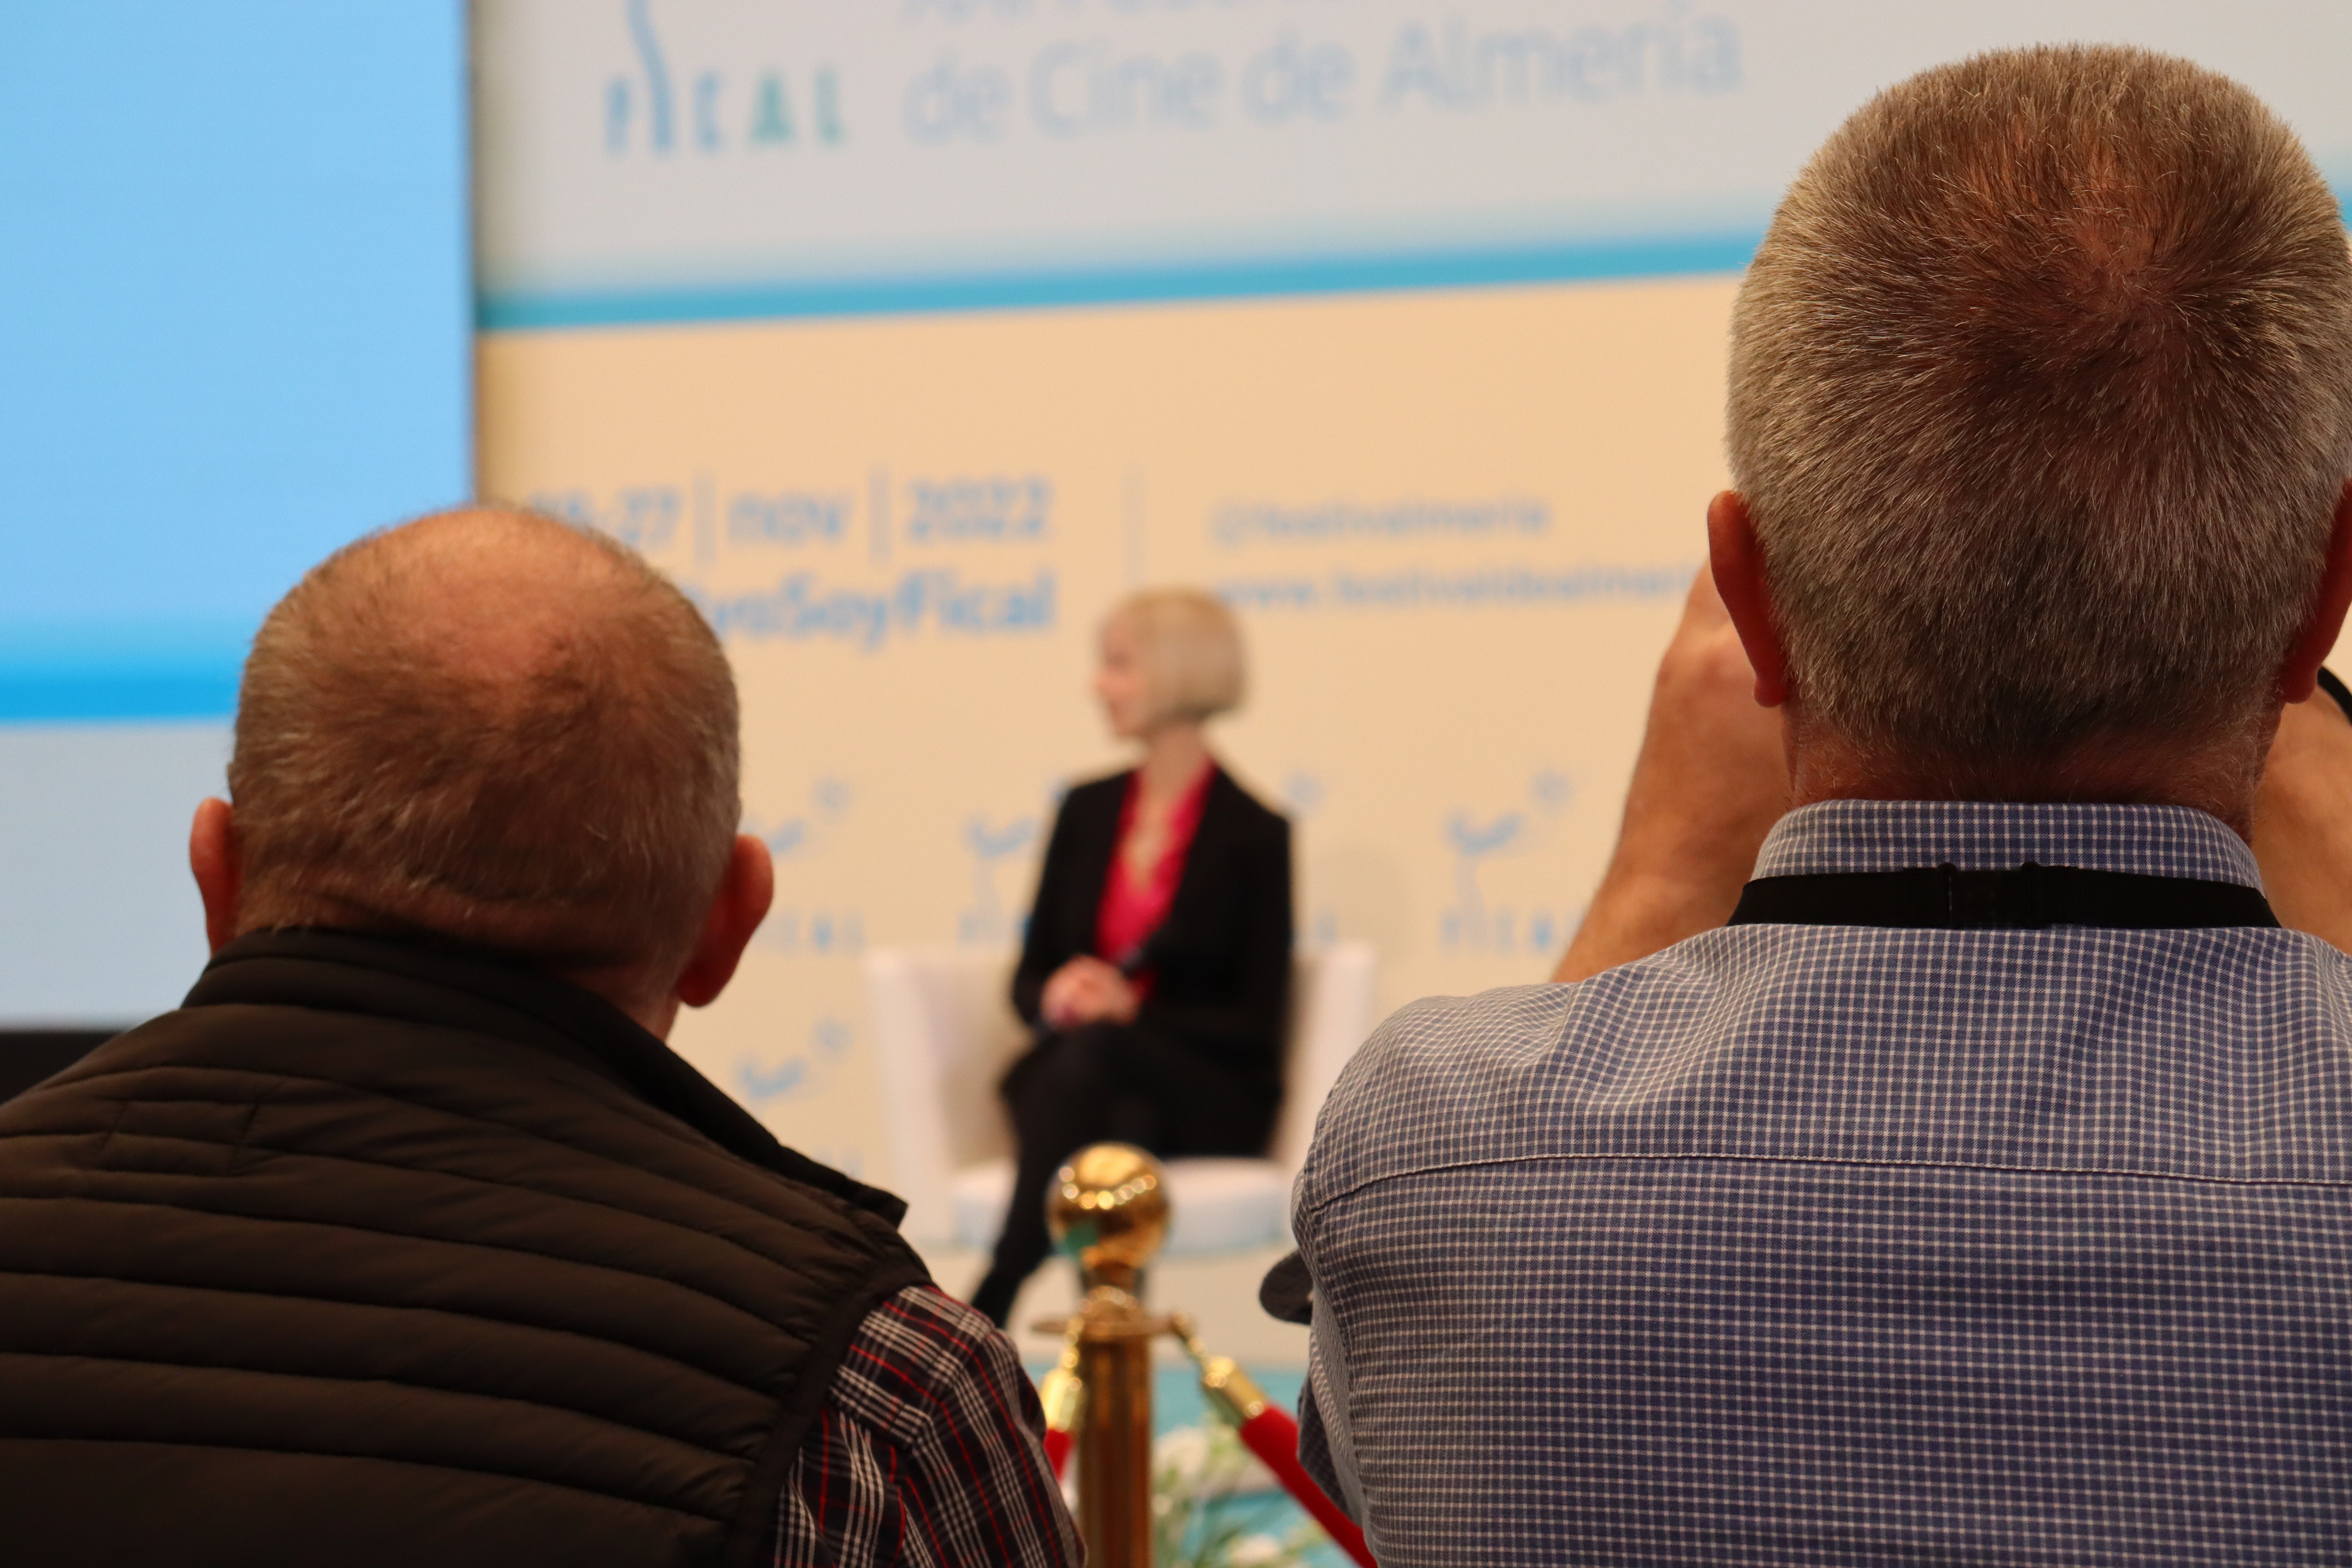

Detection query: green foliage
(1150, 1421), (1325, 1568)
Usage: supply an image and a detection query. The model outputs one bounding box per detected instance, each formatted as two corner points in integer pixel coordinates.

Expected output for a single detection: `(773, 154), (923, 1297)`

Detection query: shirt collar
(1751, 799), (2263, 890)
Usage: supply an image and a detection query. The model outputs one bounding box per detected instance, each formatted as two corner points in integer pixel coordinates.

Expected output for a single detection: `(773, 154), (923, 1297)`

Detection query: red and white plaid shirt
(773, 1285), (1081, 1567)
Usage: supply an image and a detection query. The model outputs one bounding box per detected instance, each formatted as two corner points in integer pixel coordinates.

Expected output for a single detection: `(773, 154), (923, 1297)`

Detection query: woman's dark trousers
(969, 1021), (1275, 1326)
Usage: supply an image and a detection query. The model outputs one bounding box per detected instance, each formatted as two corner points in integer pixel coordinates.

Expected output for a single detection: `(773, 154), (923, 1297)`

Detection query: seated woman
(969, 588), (1292, 1326)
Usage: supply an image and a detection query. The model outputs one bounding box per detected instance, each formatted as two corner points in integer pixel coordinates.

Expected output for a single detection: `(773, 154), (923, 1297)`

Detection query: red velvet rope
(1039, 1310), (1375, 1563)
(1232, 1405), (1376, 1567)
(1043, 1426), (1073, 1481)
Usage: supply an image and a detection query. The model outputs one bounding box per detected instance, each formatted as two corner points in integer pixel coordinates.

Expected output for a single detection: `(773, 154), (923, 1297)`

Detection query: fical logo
(960, 813), (1039, 945)
(607, 0), (844, 156)
(1442, 769), (1579, 956)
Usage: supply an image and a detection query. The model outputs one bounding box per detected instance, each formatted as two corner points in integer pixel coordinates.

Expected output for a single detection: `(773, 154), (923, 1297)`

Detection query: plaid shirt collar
(1751, 799), (2263, 889)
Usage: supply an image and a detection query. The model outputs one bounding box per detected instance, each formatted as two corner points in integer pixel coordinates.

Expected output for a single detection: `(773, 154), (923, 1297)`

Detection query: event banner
(479, 0), (2352, 323)
(475, 0), (2352, 1184)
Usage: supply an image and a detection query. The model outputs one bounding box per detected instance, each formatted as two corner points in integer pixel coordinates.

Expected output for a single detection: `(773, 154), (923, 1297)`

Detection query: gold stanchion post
(1035, 1144), (1376, 1564)
(1040, 1143), (1171, 1568)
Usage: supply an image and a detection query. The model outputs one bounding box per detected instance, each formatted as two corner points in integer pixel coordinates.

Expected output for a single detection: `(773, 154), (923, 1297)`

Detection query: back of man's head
(1730, 45), (2352, 778)
(227, 507), (739, 998)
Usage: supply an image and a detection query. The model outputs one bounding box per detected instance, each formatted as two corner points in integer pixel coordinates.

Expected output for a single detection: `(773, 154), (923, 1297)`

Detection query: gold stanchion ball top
(1047, 1142), (1169, 1288)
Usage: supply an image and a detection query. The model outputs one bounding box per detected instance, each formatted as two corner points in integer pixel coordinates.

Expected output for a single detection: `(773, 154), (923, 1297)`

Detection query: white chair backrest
(1271, 942), (1378, 1167)
(864, 948), (1029, 1242)
(864, 943), (1379, 1243)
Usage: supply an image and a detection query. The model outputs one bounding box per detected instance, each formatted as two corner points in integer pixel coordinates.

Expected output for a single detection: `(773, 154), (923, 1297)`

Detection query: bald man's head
(228, 508), (739, 991)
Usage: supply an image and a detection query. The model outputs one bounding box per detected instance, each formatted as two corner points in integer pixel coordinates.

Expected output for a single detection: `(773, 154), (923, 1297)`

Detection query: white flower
(1224, 1533), (1288, 1566)
(1154, 1423), (1215, 1486)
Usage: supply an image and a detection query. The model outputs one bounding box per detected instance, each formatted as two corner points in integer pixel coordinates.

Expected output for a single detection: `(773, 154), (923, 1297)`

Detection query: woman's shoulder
(1207, 766), (1289, 835)
(1054, 769), (1134, 819)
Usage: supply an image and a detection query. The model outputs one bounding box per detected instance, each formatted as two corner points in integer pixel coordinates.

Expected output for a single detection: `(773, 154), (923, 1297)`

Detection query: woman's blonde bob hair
(1106, 588), (1246, 724)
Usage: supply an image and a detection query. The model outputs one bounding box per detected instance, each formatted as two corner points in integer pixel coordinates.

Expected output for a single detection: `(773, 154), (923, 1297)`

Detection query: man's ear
(2278, 478), (2352, 704)
(673, 835), (775, 1011)
(189, 797), (243, 954)
(1707, 490), (1790, 708)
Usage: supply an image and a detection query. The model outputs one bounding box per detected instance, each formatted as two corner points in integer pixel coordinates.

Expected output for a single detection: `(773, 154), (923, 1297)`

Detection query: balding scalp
(228, 508), (739, 980)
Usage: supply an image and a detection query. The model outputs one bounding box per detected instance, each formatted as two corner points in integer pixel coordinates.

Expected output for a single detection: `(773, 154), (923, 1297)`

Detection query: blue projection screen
(0, 2), (471, 722)
(0, 3), (470, 1024)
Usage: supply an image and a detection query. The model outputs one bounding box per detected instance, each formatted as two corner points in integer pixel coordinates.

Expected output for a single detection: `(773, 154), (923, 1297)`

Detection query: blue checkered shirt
(1294, 801), (2352, 1566)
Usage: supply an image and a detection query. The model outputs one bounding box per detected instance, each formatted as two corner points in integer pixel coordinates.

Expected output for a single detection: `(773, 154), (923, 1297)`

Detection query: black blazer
(1012, 765), (1293, 1085)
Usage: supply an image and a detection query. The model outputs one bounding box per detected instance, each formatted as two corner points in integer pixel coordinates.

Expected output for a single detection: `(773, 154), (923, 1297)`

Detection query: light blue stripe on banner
(479, 230), (1766, 331)
(483, 195), (2352, 331)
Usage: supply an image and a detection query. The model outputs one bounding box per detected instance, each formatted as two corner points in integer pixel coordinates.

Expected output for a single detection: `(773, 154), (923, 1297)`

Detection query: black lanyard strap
(1728, 862), (2278, 931)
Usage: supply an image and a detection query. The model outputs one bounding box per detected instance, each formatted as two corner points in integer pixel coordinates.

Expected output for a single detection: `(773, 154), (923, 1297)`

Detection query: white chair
(865, 943), (1377, 1255)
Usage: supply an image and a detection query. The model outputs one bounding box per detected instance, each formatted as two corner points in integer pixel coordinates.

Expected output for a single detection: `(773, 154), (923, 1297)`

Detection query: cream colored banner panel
(479, 273), (1733, 1182)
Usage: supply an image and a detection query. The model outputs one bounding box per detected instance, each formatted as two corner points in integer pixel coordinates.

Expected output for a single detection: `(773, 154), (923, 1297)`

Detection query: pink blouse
(1093, 764), (1213, 990)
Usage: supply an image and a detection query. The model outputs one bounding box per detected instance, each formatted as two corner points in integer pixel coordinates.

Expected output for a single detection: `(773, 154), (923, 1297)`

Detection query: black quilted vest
(0, 930), (929, 1568)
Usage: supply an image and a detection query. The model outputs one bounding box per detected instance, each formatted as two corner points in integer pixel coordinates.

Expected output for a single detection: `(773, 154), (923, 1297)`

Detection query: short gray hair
(229, 508), (740, 978)
(1111, 588), (1247, 723)
(1728, 44), (2352, 767)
